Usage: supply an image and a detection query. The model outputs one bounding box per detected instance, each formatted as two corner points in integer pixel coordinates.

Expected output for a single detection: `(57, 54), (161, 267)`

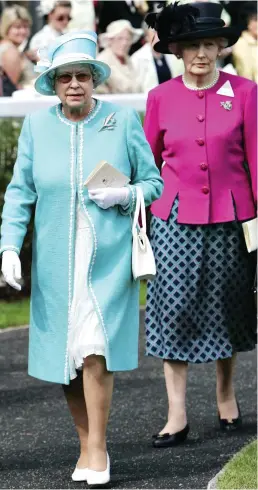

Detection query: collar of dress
(56, 99), (102, 126)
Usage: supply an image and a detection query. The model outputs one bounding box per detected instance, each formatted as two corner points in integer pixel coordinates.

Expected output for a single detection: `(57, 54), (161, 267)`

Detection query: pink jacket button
(196, 138), (205, 146)
(197, 115), (205, 122)
(198, 91), (204, 99)
(202, 186), (209, 194)
(200, 162), (208, 171)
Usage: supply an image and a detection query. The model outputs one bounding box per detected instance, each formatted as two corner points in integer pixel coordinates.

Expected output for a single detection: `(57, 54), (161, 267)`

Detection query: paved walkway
(0, 315), (256, 489)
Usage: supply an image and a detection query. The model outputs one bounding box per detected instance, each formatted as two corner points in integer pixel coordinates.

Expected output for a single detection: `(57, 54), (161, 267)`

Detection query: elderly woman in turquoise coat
(0, 31), (163, 487)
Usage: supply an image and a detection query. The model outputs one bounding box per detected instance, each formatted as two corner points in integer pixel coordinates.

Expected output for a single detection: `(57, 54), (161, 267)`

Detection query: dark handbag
(0, 68), (17, 96)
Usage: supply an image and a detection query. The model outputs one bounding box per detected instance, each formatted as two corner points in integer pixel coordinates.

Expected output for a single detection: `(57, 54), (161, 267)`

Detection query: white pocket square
(216, 80), (234, 97)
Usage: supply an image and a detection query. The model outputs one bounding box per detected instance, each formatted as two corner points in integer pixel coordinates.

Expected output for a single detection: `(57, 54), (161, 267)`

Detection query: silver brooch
(220, 101), (232, 111)
(99, 112), (116, 132)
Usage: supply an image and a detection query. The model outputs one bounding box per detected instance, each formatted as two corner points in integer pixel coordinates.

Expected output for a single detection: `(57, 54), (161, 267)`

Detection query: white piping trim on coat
(56, 99), (104, 383)
(78, 121), (109, 346)
(56, 105), (76, 384)
(83, 98), (102, 124)
(66, 124), (76, 383)
(64, 124), (76, 383)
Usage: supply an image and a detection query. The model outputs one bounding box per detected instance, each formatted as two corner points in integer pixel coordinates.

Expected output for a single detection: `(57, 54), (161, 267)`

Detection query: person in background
(67, 0), (95, 32)
(96, 20), (143, 94)
(144, 1), (257, 448)
(29, 0), (72, 53)
(97, 0), (148, 53)
(222, 1), (255, 31)
(232, 4), (258, 83)
(131, 25), (184, 92)
(0, 4), (35, 94)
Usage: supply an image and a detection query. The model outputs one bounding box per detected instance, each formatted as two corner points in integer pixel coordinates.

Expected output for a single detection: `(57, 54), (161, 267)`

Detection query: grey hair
(216, 37), (229, 49)
(169, 37), (229, 57)
(90, 65), (102, 87)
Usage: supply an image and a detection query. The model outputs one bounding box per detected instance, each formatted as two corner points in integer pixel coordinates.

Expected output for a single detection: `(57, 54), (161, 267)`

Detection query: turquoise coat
(0, 100), (163, 384)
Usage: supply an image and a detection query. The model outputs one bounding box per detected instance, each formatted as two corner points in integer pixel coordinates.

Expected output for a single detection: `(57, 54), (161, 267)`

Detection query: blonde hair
(0, 5), (32, 39)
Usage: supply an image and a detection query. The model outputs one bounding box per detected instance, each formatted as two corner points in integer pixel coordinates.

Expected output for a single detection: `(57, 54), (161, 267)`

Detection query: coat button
(202, 186), (209, 194)
(198, 91), (204, 99)
(196, 138), (205, 146)
(197, 115), (205, 122)
(200, 162), (208, 171)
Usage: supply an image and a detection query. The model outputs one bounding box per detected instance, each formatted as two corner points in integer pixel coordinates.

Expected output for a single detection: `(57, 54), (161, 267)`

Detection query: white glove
(88, 187), (130, 210)
(1, 250), (22, 291)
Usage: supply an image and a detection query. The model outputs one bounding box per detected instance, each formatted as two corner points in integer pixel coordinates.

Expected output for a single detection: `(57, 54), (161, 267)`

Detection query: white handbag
(132, 186), (156, 281)
(242, 217), (258, 253)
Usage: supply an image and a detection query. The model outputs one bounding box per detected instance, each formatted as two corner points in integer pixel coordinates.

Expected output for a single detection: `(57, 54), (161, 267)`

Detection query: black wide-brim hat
(145, 2), (242, 54)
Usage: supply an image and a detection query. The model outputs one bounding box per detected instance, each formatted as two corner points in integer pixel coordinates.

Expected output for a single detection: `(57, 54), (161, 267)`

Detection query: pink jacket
(144, 72), (257, 224)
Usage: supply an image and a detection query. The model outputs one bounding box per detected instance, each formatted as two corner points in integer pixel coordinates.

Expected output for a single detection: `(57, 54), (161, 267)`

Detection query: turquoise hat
(34, 30), (111, 96)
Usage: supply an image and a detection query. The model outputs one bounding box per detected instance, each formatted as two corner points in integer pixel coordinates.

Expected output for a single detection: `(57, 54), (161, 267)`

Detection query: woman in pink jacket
(144, 2), (257, 448)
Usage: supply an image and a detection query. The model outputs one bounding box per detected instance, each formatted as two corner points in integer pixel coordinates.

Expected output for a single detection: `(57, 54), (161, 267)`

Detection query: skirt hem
(145, 346), (256, 364)
(69, 348), (106, 380)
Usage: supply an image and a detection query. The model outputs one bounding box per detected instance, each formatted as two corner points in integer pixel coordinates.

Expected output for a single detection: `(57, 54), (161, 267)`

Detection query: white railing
(0, 92), (147, 117)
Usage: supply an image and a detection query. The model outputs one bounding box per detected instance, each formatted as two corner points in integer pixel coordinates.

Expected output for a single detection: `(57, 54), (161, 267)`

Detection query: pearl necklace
(61, 98), (96, 118)
(182, 69), (220, 91)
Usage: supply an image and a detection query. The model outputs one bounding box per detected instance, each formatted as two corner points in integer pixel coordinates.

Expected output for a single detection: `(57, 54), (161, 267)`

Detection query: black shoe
(152, 424), (189, 448)
(218, 401), (242, 431)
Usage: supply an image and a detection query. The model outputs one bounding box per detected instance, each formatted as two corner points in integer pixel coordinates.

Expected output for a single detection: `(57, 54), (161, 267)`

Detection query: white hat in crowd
(99, 20), (143, 49)
(38, 0), (68, 17)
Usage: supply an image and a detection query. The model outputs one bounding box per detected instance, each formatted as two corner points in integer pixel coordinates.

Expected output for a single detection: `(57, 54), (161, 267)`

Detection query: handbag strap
(132, 186), (146, 233)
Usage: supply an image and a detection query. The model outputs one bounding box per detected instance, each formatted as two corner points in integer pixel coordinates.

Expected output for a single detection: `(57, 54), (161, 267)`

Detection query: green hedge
(0, 118), (33, 299)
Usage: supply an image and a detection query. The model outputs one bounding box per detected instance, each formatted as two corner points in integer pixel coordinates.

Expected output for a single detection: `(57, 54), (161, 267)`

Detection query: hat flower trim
(35, 46), (52, 73)
(99, 112), (117, 132)
(146, 1), (200, 39)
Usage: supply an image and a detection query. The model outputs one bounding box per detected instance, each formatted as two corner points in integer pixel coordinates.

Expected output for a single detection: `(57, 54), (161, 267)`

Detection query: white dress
(68, 204), (106, 380)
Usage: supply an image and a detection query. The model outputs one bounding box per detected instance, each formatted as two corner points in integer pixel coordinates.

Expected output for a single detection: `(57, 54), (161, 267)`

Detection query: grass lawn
(0, 298), (30, 329)
(140, 281), (147, 307)
(218, 440), (257, 490)
(0, 282), (148, 329)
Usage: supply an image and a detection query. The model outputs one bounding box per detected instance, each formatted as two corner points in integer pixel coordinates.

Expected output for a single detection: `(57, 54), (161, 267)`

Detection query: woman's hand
(88, 187), (130, 210)
(25, 49), (39, 63)
(1, 251), (22, 291)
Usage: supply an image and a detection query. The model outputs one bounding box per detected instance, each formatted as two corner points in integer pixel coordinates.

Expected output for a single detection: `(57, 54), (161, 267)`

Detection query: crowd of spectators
(0, 0), (256, 96)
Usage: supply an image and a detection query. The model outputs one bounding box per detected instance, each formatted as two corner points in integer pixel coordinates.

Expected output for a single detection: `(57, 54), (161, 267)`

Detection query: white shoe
(71, 466), (88, 482)
(87, 453), (110, 487)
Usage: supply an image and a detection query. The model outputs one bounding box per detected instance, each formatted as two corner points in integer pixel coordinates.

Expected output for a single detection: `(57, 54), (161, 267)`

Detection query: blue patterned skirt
(145, 198), (256, 363)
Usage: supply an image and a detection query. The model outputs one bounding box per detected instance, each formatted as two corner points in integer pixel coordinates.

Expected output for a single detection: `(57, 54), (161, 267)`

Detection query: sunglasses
(56, 14), (72, 22)
(55, 72), (91, 83)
